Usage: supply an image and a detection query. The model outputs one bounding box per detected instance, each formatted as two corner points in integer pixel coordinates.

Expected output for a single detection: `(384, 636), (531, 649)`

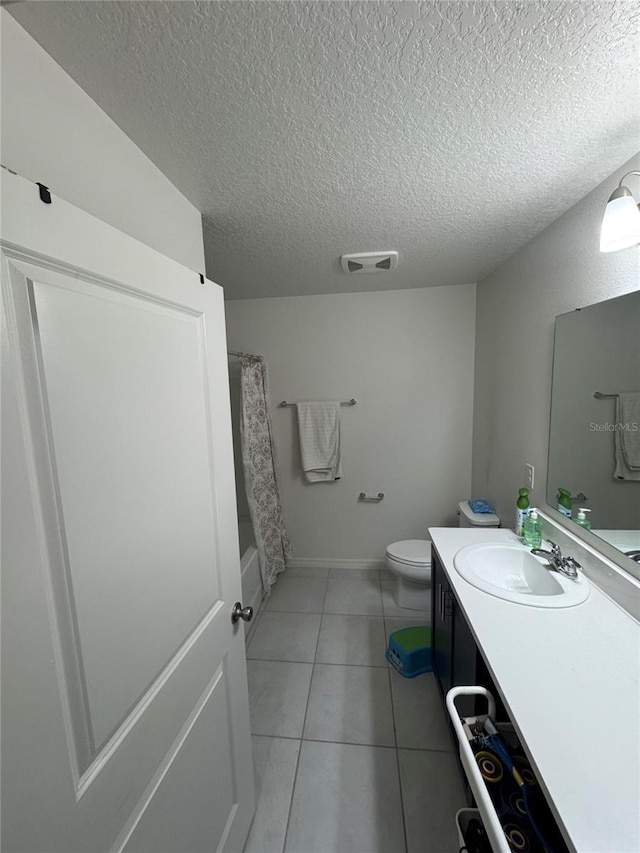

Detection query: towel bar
(279, 398), (356, 407)
(358, 492), (384, 502)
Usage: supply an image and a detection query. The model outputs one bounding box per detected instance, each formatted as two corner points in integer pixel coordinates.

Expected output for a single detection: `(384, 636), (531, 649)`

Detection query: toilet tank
(458, 501), (501, 528)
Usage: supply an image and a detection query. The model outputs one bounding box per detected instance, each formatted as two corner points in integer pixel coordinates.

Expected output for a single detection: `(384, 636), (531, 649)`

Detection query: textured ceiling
(8, 1), (640, 299)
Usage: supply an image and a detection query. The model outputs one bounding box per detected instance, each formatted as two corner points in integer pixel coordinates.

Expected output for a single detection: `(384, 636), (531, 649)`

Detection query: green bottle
(515, 487), (529, 536)
(557, 488), (572, 518)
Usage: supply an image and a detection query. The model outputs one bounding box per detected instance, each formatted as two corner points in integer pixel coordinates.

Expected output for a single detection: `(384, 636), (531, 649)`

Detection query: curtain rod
(227, 350), (263, 362)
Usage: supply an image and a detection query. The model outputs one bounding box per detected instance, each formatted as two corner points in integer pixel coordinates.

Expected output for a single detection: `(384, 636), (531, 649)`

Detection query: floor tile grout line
(314, 571), (330, 664)
(385, 743), (456, 755)
(265, 607), (389, 616)
(280, 734), (302, 853)
(264, 600), (428, 620)
(247, 657), (389, 668)
(315, 612), (326, 665)
(281, 573), (328, 853)
(251, 732), (303, 743)
(387, 664), (409, 853)
(320, 569), (331, 613)
(377, 576), (384, 618)
(245, 594), (268, 651)
(251, 732), (456, 755)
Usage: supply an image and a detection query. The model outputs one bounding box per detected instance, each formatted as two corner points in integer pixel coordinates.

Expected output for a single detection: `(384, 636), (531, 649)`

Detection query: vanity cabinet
(431, 552), (494, 718)
(429, 527), (640, 851)
(432, 554), (454, 693)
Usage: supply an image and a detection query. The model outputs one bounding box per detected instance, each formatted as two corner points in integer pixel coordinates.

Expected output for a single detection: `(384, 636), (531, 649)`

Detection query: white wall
(472, 154), (640, 527)
(226, 285), (476, 562)
(0, 11), (204, 272)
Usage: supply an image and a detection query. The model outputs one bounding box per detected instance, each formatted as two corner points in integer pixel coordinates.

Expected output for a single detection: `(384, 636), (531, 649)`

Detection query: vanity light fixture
(600, 171), (640, 252)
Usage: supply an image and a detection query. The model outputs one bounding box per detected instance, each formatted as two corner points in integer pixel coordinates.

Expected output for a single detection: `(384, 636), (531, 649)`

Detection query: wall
(0, 11), (204, 272)
(226, 285), (476, 562)
(472, 154), (640, 528)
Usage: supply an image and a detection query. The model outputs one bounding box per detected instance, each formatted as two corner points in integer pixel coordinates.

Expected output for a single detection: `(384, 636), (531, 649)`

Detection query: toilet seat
(385, 539), (431, 567)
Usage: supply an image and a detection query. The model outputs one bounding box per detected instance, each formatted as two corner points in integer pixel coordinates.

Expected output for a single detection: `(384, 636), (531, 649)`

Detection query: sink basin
(453, 542), (590, 607)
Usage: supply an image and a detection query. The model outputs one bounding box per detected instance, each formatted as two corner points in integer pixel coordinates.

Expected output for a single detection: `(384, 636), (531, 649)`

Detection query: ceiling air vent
(340, 251), (399, 274)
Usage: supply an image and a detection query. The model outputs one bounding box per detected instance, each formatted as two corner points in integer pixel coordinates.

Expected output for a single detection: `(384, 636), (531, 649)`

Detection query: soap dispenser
(523, 508), (543, 548)
(575, 508), (592, 530)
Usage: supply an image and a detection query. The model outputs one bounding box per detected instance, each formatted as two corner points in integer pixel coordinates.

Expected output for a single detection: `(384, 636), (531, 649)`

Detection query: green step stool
(385, 626), (432, 678)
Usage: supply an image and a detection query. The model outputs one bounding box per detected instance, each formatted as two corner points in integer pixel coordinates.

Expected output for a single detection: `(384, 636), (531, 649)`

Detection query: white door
(1, 172), (255, 852)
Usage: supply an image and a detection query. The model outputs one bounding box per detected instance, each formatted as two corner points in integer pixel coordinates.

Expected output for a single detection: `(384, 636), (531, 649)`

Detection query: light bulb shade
(600, 187), (640, 252)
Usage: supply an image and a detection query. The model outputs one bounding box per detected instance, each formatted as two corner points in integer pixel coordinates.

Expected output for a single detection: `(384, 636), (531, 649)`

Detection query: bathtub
(239, 519), (264, 615)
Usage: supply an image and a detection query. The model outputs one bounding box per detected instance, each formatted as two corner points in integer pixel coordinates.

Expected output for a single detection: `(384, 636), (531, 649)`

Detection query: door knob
(231, 602), (254, 624)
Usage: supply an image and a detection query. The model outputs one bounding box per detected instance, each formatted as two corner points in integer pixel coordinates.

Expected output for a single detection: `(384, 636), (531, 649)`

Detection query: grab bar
(279, 398), (357, 407)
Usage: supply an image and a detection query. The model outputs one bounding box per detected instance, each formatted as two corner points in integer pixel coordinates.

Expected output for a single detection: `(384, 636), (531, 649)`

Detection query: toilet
(385, 501), (501, 611)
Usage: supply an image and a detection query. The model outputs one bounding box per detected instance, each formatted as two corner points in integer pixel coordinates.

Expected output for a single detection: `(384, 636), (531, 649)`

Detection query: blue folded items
(468, 498), (496, 514)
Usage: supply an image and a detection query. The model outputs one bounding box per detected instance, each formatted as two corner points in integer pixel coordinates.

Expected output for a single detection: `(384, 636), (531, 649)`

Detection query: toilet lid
(386, 539), (432, 566)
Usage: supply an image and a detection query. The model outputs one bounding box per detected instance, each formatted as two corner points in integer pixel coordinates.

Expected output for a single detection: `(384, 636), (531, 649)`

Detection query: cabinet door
(432, 555), (454, 695)
(452, 606), (479, 717)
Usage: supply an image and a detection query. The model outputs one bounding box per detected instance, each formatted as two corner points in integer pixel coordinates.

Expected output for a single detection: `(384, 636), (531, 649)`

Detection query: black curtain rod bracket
(37, 183), (52, 204)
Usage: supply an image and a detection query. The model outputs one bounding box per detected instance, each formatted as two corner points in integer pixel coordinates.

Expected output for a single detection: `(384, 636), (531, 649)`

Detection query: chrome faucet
(531, 540), (581, 579)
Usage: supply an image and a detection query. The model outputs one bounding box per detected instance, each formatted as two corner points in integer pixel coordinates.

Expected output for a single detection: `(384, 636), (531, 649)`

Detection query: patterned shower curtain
(238, 356), (292, 593)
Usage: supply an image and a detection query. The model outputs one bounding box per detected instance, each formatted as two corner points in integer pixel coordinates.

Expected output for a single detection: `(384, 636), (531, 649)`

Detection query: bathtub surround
(241, 547), (262, 630)
(226, 284), (476, 564)
(0, 12), (204, 271)
(238, 356), (291, 593)
(473, 153), (640, 527)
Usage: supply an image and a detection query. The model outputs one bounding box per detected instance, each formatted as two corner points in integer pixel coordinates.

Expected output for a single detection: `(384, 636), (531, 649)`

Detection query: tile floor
(243, 568), (466, 853)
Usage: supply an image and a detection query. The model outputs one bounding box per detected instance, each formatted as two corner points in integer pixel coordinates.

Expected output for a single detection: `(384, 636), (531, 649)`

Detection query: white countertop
(592, 529), (640, 553)
(429, 526), (640, 853)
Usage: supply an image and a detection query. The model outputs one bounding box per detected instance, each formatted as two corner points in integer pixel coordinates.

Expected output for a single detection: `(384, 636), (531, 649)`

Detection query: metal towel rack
(594, 391), (618, 399)
(359, 492), (384, 502)
(279, 398), (357, 408)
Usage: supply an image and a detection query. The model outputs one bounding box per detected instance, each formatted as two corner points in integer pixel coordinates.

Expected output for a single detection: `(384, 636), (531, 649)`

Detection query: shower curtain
(238, 356), (292, 593)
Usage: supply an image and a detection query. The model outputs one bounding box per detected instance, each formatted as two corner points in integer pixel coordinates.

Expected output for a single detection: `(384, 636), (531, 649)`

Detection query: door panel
(1, 171), (254, 852)
(120, 663), (236, 853)
(31, 273), (221, 749)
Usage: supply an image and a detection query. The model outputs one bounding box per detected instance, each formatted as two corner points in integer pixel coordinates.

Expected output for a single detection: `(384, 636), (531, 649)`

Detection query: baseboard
(285, 556), (386, 573)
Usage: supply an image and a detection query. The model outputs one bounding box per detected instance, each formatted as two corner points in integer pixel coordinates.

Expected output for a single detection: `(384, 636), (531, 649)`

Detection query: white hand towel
(615, 392), (640, 480)
(296, 402), (342, 483)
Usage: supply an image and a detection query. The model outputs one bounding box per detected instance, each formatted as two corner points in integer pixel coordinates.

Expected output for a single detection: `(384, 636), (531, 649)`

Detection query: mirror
(547, 290), (640, 567)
